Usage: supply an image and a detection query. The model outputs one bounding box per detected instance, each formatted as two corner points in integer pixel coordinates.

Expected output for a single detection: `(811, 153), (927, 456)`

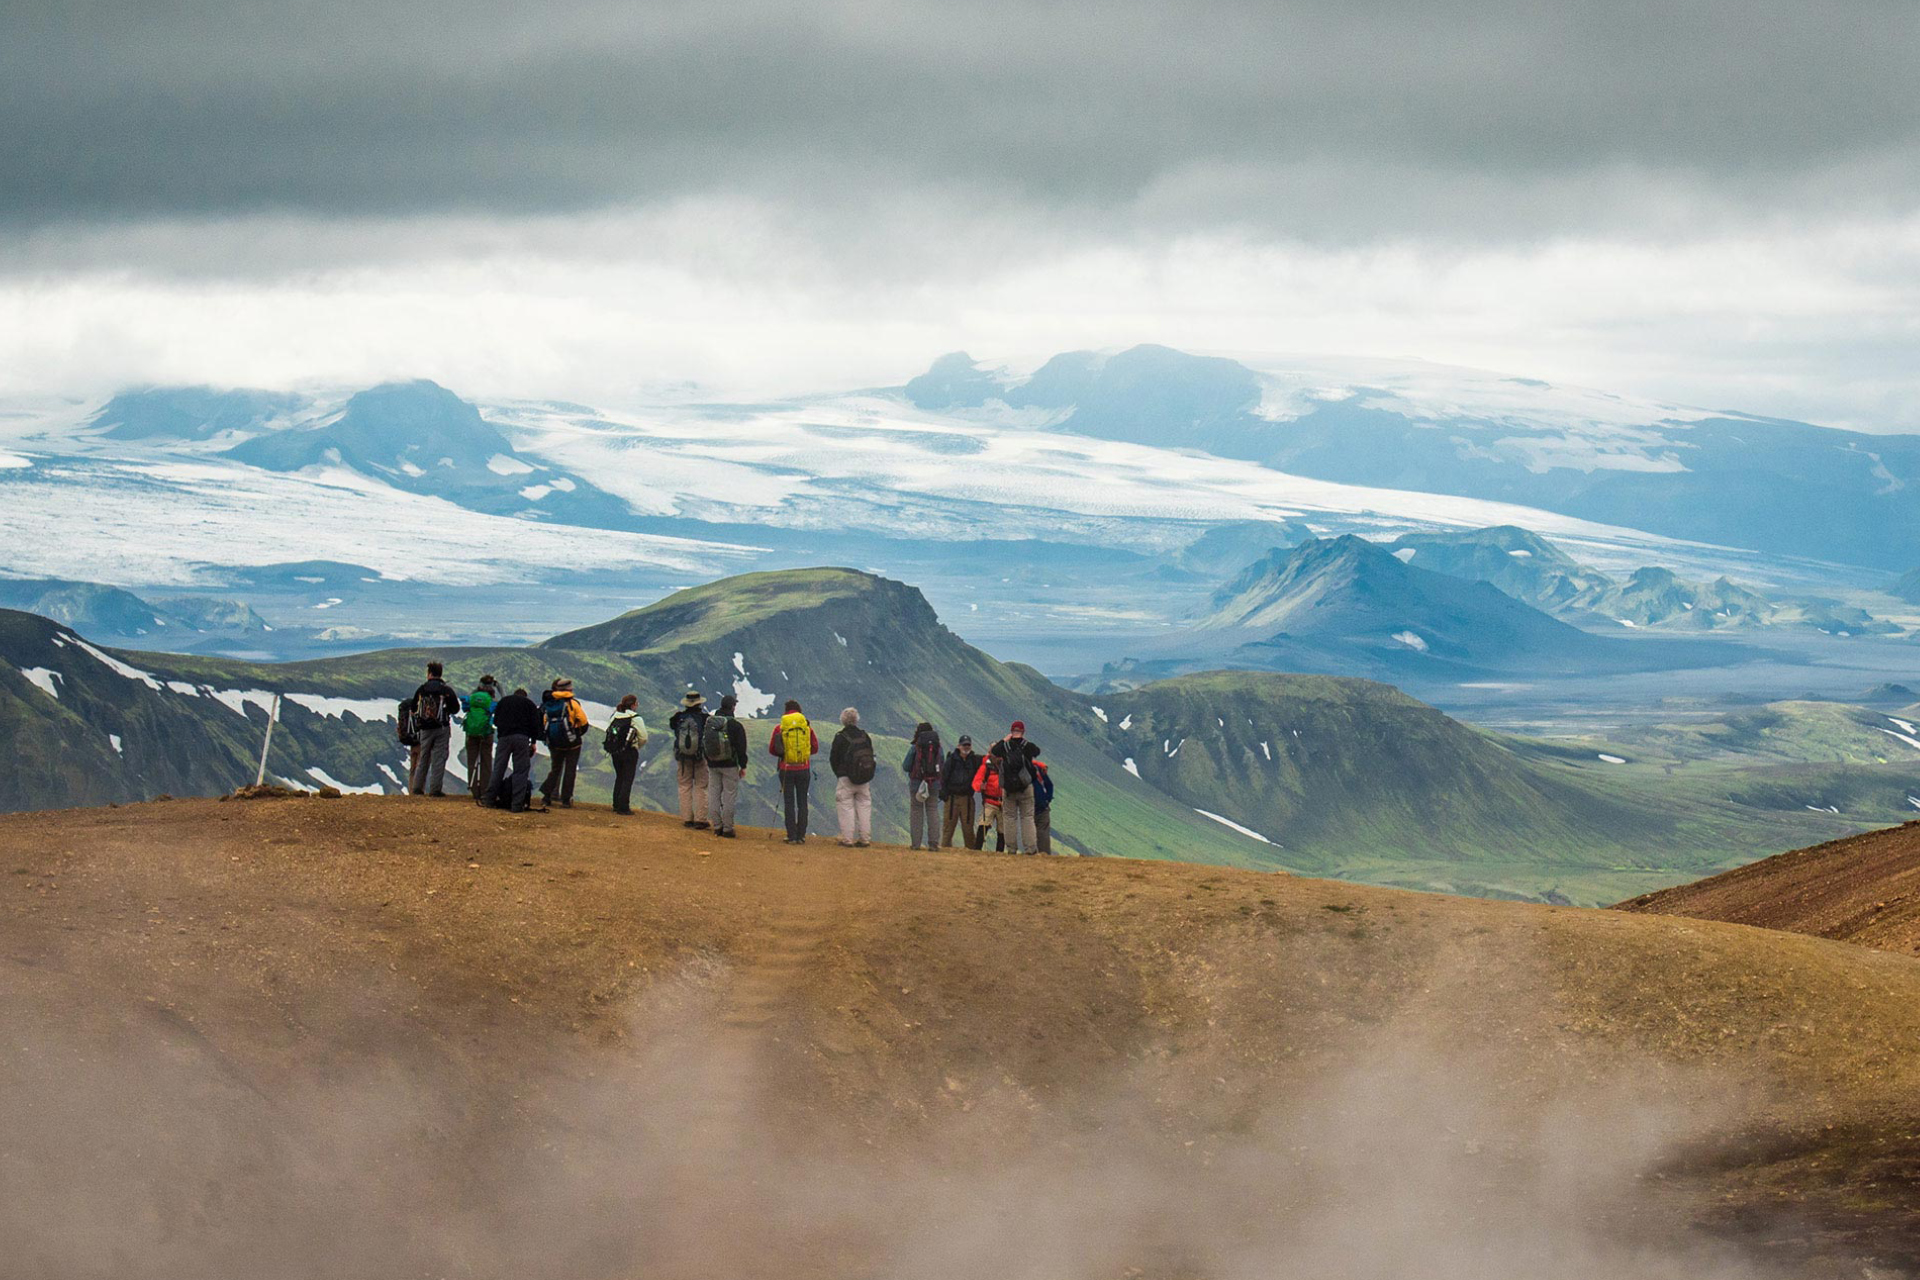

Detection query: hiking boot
(856, 841), (871, 848)
(719, 828), (737, 839)
(692, 821), (711, 830)
(683, 820), (698, 828)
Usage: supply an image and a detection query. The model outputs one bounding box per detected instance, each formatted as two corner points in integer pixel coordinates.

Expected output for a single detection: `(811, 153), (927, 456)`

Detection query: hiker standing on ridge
(605, 694), (649, 816)
(463, 674), (499, 799)
(408, 661), (460, 796)
(769, 699), (818, 844)
(669, 691), (712, 829)
(830, 707), (877, 847)
(1033, 758), (1055, 855)
(941, 735), (982, 850)
(972, 751), (1005, 851)
(486, 685), (540, 813)
(538, 678), (589, 808)
(703, 694), (749, 839)
(992, 722), (1043, 855)
(903, 721), (943, 850)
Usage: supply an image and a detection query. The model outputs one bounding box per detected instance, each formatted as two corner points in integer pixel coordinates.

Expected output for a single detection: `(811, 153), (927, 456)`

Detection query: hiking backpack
(544, 700), (580, 752)
(845, 729), (877, 785)
(602, 716), (632, 755)
(463, 690), (494, 735)
(1001, 742), (1033, 794)
(673, 714), (705, 761)
(702, 716), (736, 765)
(781, 717), (812, 767)
(396, 698), (417, 747)
(912, 735), (940, 781)
(415, 688), (451, 728)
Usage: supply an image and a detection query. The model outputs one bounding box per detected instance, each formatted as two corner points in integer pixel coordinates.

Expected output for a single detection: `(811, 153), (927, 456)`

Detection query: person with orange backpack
(767, 699), (819, 844)
(902, 721), (943, 850)
(537, 678), (591, 809)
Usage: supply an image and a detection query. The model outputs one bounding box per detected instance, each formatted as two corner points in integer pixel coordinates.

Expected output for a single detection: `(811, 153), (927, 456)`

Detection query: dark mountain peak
(93, 386), (302, 441)
(903, 352), (1004, 410)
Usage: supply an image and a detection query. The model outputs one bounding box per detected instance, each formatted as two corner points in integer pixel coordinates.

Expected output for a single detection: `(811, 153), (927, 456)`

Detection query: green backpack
(463, 689), (495, 735)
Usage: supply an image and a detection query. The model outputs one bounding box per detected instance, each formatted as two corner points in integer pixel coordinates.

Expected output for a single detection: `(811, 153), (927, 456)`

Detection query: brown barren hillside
(1620, 820), (1920, 956)
(6, 796), (1920, 1279)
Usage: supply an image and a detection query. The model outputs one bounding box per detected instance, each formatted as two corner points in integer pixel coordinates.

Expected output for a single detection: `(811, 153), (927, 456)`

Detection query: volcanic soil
(5, 796), (1920, 1279)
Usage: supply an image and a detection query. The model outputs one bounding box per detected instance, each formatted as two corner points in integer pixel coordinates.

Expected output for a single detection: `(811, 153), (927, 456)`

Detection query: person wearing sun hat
(990, 720), (1042, 854)
(668, 689), (712, 829)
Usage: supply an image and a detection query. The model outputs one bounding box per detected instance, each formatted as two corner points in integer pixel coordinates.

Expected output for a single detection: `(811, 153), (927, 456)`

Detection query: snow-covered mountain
(906, 345), (1920, 572)
(2, 348), (1915, 681)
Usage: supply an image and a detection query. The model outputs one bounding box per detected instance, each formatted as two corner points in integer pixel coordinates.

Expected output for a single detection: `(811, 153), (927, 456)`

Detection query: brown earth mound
(1620, 820), (1920, 956)
(5, 797), (1920, 1279)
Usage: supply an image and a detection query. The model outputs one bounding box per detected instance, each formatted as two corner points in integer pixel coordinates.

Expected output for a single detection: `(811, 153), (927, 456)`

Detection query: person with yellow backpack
(767, 699), (819, 844)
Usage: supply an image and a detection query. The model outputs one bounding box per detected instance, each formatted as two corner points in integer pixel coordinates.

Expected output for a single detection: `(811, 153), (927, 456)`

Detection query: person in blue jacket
(1033, 759), (1055, 855)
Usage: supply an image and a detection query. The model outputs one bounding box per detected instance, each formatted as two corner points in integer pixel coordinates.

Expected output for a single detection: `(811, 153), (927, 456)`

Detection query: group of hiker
(398, 664), (1059, 853)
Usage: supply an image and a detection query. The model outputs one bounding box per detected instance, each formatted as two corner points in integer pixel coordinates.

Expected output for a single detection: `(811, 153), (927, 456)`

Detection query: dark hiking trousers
(781, 770), (811, 840)
(489, 734), (534, 811)
(610, 748), (639, 814)
(466, 733), (494, 797)
(943, 794), (978, 849)
(541, 746), (580, 806)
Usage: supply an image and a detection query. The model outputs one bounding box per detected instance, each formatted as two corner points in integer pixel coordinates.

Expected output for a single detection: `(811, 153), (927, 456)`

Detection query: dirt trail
(4, 796), (1920, 1278)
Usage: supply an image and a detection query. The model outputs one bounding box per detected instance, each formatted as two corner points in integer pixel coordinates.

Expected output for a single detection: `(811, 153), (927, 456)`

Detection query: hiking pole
(254, 693), (282, 787)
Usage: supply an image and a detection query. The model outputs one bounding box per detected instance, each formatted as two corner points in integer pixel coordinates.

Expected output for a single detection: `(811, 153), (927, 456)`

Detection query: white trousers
(835, 777), (872, 844)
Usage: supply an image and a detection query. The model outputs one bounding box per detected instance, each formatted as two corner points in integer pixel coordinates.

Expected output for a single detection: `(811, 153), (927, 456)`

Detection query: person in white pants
(830, 706), (875, 847)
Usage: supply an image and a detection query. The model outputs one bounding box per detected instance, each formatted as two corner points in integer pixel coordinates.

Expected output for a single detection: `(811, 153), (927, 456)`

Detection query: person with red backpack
(408, 661), (461, 796)
(829, 707), (877, 847)
(901, 721), (943, 850)
(768, 699), (818, 844)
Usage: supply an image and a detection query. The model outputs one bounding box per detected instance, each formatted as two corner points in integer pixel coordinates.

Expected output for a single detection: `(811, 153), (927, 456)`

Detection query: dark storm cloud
(3, 0), (1918, 234)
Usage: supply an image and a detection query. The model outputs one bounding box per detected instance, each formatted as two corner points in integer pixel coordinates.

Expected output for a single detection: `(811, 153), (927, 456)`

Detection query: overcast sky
(3, 0), (1918, 428)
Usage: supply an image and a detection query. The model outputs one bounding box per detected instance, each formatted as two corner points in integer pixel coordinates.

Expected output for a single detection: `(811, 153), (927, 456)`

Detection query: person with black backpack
(829, 706), (876, 847)
(486, 685), (541, 812)
(669, 691), (711, 829)
(991, 721), (1042, 854)
(408, 661), (461, 796)
(702, 694), (749, 838)
(941, 735), (982, 850)
(537, 678), (590, 809)
(902, 721), (943, 850)
(604, 694), (650, 815)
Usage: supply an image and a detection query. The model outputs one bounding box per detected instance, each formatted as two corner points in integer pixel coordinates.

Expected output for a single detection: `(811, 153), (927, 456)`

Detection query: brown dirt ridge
(1621, 819), (1920, 956)
(6, 796), (1920, 1279)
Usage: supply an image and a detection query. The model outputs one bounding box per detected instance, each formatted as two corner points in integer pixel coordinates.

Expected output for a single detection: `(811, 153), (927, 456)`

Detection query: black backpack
(415, 687), (451, 728)
(602, 716), (632, 755)
(1001, 741), (1033, 794)
(844, 729), (876, 785)
(396, 698), (418, 747)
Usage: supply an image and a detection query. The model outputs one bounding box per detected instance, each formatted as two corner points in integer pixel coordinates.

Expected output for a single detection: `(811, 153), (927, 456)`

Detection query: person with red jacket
(972, 751), (1005, 852)
(767, 699), (820, 844)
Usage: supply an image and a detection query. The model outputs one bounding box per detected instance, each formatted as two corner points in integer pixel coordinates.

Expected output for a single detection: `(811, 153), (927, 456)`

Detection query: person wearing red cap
(990, 721), (1043, 854)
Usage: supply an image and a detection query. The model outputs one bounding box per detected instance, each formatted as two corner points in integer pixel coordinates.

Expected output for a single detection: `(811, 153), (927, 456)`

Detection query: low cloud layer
(3, 0), (1918, 427)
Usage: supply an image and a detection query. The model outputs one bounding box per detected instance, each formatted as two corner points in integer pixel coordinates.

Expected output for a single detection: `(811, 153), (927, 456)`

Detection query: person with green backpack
(604, 694), (650, 815)
(829, 706), (877, 847)
(462, 674), (499, 799)
(669, 691), (711, 829)
(701, 694), (749, 838)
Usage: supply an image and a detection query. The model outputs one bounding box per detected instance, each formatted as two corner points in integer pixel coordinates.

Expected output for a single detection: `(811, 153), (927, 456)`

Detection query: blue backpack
(543, 697), (580, 751)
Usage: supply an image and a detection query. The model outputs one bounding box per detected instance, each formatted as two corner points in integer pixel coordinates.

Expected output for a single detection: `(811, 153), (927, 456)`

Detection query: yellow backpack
(780, 712), (812, 766)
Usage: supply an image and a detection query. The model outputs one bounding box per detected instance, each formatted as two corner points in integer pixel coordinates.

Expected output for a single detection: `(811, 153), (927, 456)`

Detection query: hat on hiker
(1010, 721), (1026, 736)
(682, 690), (705, 707)
(718, 695), (738, 714)
(958, 735), (972, 747)
(554, 677), (574, 691)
